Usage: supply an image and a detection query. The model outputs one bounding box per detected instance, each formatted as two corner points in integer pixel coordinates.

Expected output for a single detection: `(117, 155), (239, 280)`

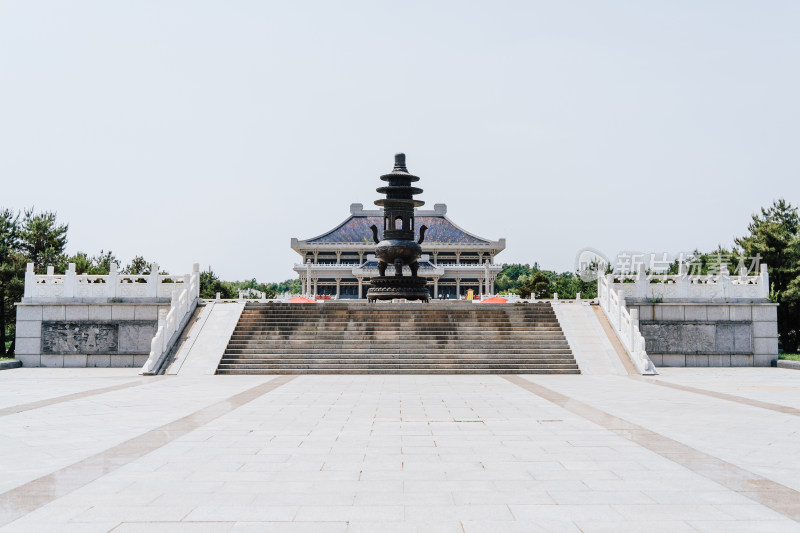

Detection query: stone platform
(1, 368), (799, 531)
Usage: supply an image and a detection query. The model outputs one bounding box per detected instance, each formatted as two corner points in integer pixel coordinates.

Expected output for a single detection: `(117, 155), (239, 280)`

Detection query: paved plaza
(1, 368), (799, 532)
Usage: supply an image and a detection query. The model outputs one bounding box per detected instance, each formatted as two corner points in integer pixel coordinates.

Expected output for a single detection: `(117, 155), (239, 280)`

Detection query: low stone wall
(626, 301), (779, 367)
(15, 301), (171, 368)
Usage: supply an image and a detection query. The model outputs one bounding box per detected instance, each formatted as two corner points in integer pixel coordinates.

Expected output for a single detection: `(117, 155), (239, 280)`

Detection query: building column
(335, 277), (341, 298)
(305, 260), (312, 296)
(484, 260), (491, 297)
(301, 278), (306, 296)
(313, 278), (318, 297)
(433, 277), (438, 298)
(313, 250), (319, 264)
(456, 277), (461, 299)
(336, 251), (342, 264)
(432, 251), (438, 264)
(358, 277), (363, 299)
(455, 251), (461, 265)
(358, 251), (364, 264)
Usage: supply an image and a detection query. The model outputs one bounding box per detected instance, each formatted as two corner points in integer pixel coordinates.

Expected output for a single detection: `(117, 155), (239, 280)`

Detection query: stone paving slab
(0, 371), (798, 531)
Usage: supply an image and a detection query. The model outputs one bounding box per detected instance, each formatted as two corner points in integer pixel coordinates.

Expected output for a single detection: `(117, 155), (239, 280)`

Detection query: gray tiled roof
(306, 215), (490, 244)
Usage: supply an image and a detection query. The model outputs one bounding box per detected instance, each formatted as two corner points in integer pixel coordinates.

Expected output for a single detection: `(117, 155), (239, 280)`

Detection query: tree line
(198, 270), (300, 300)
(495, 263), (598, 300)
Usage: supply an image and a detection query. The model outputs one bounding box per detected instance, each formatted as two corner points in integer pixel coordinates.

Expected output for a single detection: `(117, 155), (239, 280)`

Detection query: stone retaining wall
(626, 301), (779, 367)
(15, 301), (170, 368)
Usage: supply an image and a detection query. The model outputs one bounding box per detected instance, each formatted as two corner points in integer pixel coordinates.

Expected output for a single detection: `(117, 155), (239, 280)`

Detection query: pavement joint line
(502, 374), (800, 523)
(0, 375), (296, 527)
(0, 378), (155, 417)
(642, 377), (800, 417)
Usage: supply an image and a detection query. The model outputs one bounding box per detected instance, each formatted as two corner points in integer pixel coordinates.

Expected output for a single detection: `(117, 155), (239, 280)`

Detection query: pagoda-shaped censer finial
(366, 153), (430, 302)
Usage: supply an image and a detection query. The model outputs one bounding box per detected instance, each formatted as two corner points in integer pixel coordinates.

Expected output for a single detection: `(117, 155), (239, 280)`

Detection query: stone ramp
(552, 303), (630, 375)
(216, 302), (579, 374)
(168, 302), (245, 375)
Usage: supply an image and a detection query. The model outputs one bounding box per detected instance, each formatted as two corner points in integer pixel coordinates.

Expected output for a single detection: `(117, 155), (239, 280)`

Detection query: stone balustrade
(598, 274), (658, 375)
(23, 262), (199, 301)
(141, 265), (200, 375)
(609, 263), (769, 301)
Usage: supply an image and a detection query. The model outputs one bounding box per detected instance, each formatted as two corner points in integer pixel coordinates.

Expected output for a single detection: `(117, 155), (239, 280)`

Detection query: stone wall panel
(41, 322), (118, 355)
(118, 324), (156, 353)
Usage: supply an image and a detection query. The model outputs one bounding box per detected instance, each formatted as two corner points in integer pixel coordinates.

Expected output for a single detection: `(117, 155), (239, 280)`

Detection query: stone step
(216, 368), (581, 375)
(234, 322), (562, 327)
(233, 320), (561, 326)
(231, 327), (565, 333)
(217, 302), (577, 375)
(227, 336), (568, 343)
(225, 344), (572, 354)
(218, 363), (580, 370)
(220, 357), (577, 364)
(222, 352), (574, 359)
(224, 351), (573, 357)
(225, 344), (571, 351)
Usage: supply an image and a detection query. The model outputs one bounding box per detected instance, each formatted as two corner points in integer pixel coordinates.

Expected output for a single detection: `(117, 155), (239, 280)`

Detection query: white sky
(1, 1), (798, 281)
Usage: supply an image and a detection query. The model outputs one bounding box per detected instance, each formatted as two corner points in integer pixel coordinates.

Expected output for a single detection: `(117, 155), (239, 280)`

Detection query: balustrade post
(635, 263), (647, 298)
(677, 259), (689, 298)
(24, 263), (35, 298)
(597, 273), (602, 307)
(604, 274), (614, 312)
(630, 308), (639, 349)
(147, 263), (159, 298)
(64, 263), (76, 298)
(720, 265), (731, 299)
(616, 288), (624, 332)
(107, 262), (119, 298)
(157, 308), (168, 354)
(760, 264), (770, 299)
(192, 263), (200, 298)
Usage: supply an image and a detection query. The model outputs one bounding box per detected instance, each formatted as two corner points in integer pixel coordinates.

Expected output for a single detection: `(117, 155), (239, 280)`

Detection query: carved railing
(610, 263), (769, 301)
(598, 274), (658, 375)
(24, 263), (196, 300)
(141, 264), (200, 375)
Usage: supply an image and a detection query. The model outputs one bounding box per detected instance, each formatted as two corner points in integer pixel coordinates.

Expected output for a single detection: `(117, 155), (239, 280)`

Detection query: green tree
(19, 209), (68, 273)
(736, 199), (800, 352)
(495, 263), (539, 294)
(66, 252), (94, 275)
(199, 268), (237, 299)
(123, 256), (151, 275)
(90, 250), (117, 275)
(0, 209), (24, 355)
(517, 271), (551, 299)
(266, 279), (301, 295)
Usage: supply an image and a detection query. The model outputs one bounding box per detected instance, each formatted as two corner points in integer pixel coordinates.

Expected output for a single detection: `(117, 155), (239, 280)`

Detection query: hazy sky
(1, 1), (798, 281)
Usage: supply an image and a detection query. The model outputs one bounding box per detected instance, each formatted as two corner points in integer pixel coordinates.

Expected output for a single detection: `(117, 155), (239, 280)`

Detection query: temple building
(291, 203), (505, 299)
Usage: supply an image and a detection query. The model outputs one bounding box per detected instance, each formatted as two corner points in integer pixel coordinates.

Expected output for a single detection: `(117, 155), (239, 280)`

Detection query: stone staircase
(216, 302), (579, 374)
